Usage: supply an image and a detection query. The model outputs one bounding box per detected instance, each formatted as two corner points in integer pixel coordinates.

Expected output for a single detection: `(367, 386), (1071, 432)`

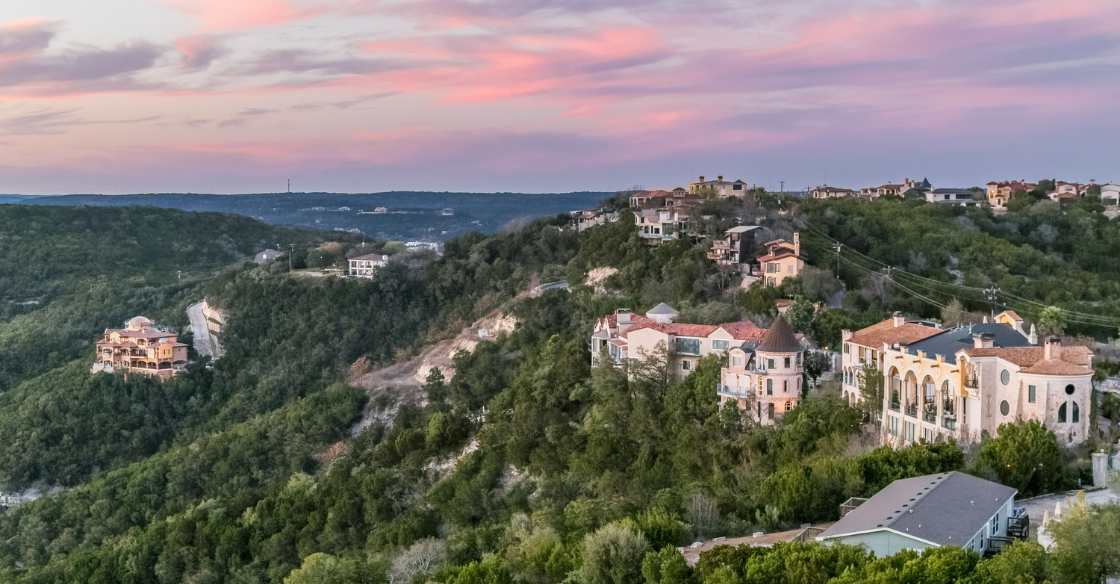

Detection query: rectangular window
(888, 416), (899, 436)
(732, 356), (743, 368)
(991, 513), (999, 535)
(783, 380), (788, 393)
(784, 357), (791, 368)
(682, 360), (691, 371)
(768, 359), (775, 369)
(675, 337), (701, 355)
(712, 339), (729, 351)
(1028, 385), (1036, 403)
(767, 379), (773, 395)
(844, 344), (849, 354)
(906, 421), (916, 443)
(796, 353), (802, 366)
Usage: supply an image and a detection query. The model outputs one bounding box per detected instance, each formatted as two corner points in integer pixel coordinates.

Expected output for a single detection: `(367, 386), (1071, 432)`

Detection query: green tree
(785, 296), (815, 335)
(577, 523), (650, 584)
(641, 546), (692, 584)
(1049, 499), (1120, 584)
(973, 541), (1049, 584)
(424, 367), (447, 407)
(857, 363), (885, 424)
(976, 420), (1066, 496)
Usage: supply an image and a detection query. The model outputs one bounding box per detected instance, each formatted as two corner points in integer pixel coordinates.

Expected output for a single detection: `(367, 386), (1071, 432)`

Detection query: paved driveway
(187, 301), (213, 358)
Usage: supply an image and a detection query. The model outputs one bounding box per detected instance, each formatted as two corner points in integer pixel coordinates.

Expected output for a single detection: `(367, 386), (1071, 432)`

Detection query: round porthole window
(1000, 400), (1010, 416)
(1000, 369), (1010, 385)
(1065, 384), (1075, 395)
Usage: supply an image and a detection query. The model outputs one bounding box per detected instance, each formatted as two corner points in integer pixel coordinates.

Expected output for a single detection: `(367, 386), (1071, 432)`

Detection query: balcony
(1007, 513), (1029, 540)
(905, 403), (918, 418)
(964, 376), (979, 390)
(889, 400), (900, 412)
(923, 407), (937, 423)
(942, 415), (957, 430)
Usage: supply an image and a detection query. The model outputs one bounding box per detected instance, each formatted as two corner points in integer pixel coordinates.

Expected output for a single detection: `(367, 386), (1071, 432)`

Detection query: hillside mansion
(91, 316), (189, 381)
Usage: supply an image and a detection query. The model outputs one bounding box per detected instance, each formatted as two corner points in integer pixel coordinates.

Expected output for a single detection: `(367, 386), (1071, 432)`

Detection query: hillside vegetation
(0, 197), (1114, 584)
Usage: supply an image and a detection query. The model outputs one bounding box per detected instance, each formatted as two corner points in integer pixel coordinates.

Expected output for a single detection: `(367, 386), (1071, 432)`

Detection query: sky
(0, 0), (1118, 194)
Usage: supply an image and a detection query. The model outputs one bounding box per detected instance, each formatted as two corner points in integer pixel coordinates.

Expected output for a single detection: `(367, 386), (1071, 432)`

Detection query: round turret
(126, 316), (153, 331)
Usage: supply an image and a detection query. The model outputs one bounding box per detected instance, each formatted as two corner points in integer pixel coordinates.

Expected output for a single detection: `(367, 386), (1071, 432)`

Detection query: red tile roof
(848, 319), (944, 349)
(719, 321), (767, 340)
(959, 345), (1092, 376)
(758, 252), (799, 263)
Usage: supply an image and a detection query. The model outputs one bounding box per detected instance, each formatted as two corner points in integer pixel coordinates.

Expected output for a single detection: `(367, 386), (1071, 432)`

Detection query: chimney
(892, 311), (905, 328)
(698, 175), (705, 183)
(717, 174), (724, 181)
(1028, 324), (1038, 345)
(905, 177), (910, 184)
(973, 333), (995, 349)
(1044, 336), (1061, 361)
(794, 232), (800, 257)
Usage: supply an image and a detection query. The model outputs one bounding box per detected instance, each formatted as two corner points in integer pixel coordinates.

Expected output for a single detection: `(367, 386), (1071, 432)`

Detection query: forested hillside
(0, 197), (1114, 584)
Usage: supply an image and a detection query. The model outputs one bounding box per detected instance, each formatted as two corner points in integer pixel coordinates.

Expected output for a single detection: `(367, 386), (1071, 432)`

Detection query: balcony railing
(904, 403), (918, 417)
(942, 415), (956, 430)
(964, 376), (979, 389)
(889, 400), (900, 412)
(923, 408), (937, 423)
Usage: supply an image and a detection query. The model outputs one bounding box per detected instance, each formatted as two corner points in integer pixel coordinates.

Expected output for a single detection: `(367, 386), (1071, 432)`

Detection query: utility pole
(289, 243), (294, 273)
(833, 242), (842, 274)
(984, 286), (1001, 318)
(779, 180), (785, 194)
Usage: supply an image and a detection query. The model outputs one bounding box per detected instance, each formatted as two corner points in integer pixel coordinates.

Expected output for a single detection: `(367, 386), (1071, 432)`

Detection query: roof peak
(757, 315), (801, 353)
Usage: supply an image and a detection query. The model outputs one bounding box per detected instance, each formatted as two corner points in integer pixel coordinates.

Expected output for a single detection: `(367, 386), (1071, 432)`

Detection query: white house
(349, 253), (388, 277)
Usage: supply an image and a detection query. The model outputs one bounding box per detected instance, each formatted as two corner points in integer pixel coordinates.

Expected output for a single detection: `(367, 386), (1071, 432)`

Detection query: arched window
(1072, 402), (1080, 423)
(785, 401), (793, 412)
(1058, 403), (1067, 423)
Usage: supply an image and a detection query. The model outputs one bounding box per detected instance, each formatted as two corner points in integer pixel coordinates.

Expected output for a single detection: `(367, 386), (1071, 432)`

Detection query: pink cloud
(160, 0), (320, 30)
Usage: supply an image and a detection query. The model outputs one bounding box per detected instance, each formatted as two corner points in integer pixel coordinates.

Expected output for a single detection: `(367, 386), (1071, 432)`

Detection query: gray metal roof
(818, 472), (1016, 547)
(903, 323), (1031, 365)
(726, 225), (760, 234)
(646, 302), (680, 315)
(756, 316), (802, 353)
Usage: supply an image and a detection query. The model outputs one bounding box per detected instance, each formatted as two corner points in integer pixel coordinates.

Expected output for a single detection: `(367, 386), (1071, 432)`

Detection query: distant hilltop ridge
(2, 191), (611, 243)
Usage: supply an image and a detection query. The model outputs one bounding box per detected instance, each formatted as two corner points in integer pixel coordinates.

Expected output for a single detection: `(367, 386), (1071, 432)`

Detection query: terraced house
(91, 316), (189, 381)
(840, 311), (1093, 446)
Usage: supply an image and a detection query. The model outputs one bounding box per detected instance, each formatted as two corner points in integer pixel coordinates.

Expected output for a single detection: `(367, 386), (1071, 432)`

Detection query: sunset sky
(1, 0), (1118, 194)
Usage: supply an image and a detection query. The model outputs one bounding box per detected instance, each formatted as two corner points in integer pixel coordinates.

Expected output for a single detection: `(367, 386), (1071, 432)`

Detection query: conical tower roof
(757, 315), (802, 353)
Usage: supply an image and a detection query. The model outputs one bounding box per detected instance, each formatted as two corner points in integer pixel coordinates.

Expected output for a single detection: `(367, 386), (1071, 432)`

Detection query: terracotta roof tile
(958, 345), (1093, 376)
(848, 319), (943, 349)
(719, 321), (767, 340)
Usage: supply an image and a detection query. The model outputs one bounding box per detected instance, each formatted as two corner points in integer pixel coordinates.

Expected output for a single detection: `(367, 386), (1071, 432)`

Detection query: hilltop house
(91, 316), (189, 381)
(349, 253), (388, 277)
(688, 175), (749, 198)
(839, 311), (1094, 446)
(811, 186), (856, 199)
(629, 188), (703, 211)
(986, 181), (1036, 207)
(255, 249), (283, 264)
(1102, 183), (1120, 217)
(636, 208), (690, 244)
(757, 233), (805, 287)
(718, 316), (805, 425)
(926, 188), (978, 206)
(708, 226), (759, 268)
(817, 472), (1026, 557)
(591, 304), (767, 378)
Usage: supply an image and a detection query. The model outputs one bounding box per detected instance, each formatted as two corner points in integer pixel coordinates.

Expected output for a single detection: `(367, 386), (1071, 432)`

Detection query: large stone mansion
(840, 311), (1094, 446)
(91, 316), (189, 381)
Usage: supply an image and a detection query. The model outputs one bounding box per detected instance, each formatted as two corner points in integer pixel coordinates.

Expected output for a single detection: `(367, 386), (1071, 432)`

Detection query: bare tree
(388, 538), (446, 584)
(685, 493), (720, 540)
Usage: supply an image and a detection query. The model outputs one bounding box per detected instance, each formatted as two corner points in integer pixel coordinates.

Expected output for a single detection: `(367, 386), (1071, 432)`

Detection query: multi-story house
(349, 253), (388, 277)
(591, 304), (767, 377)
(840, 311), (1093, 447)
(811, 186), (856, 199)
(635, 208), (689, 244)
(718, 315), (805, 425)
(91, 316), (189, 381)
(708, 226), (759, 267)
(1054, 181), (1089, 197)
(1102, 183), (1120, 218)
(757, 233), (805, 287)
(926, 188), (978, 206)
(986, 181), (1036, 207)
(688, 175), (749, 198)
